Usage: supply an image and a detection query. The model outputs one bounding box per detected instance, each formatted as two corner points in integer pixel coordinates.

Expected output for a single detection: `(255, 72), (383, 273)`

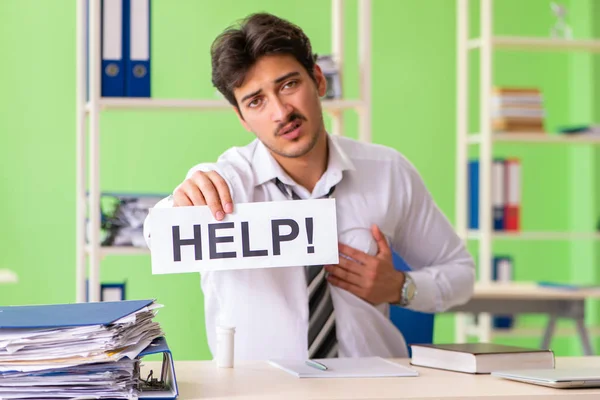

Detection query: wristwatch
(398, 272), (417, 307)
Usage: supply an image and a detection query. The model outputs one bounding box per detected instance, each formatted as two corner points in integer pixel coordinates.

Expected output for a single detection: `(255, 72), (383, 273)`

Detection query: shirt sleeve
(391, 156), (475, 313)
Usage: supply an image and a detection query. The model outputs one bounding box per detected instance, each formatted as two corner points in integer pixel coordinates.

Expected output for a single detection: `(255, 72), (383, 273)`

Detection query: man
(144, 12), (475, 360)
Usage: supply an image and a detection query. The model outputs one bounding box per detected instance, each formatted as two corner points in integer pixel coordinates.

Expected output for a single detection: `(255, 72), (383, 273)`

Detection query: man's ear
(234, 106), (251, 132)
(313, 64), (327, 97)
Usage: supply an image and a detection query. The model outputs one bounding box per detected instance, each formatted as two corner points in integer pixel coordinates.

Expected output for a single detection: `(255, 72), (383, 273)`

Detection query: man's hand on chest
(325, 224), (405, 305)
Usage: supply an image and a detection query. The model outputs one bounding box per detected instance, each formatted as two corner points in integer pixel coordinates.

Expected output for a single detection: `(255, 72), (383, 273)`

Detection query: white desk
(148, 356), (600, 399)
(449, 282), (600, 355)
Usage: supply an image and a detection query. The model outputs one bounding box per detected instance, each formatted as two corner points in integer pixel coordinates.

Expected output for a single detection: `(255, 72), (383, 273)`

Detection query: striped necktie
(272, 178), (338, 359)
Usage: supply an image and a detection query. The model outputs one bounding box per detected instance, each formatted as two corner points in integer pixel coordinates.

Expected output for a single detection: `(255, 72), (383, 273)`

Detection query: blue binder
(138, 337), (179, 400)
(0, 301), (178, 399)
(0, 299), (154, 328)
(468, 160), (479, 229)
(492, 158), (506, 231)
(100, 0), (126, 97)
(124, 0), (151, 97)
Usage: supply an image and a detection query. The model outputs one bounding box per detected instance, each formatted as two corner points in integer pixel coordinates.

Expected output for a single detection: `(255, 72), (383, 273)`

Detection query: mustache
(275, 113), (307, 136)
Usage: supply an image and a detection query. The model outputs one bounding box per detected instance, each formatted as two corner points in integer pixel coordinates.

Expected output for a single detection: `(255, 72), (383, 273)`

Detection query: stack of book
(0, 300), (178, 399)
(492, 87), (545, 133)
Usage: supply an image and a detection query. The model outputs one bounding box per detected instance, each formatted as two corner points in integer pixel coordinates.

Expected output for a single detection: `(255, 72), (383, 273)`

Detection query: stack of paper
(0, 299), (164, 399)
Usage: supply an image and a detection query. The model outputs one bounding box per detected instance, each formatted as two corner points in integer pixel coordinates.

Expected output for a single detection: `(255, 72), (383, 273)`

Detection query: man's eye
(283, 80), (297, 89)
(248, 98), (262, 108)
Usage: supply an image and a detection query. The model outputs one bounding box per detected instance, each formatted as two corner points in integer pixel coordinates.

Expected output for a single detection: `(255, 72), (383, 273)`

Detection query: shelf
(86, 245), (150, 256)
(467, 326), (600, 338)
(86, 98), (366, 112)
(467, 133), (600, 145)
(468, 36), (600, 52)
(0, 269), (18, 284)
(468, 231), (600, 241)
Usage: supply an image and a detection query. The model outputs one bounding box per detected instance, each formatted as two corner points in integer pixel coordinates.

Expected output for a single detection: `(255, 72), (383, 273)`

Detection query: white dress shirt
(144, 135), (475, 360)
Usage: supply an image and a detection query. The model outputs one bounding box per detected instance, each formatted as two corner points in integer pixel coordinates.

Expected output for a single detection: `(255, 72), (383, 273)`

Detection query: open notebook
(268, 357), (419, 378)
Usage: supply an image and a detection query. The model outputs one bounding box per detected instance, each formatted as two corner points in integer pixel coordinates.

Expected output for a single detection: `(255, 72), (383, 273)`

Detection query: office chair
(390, 252), (435, 357)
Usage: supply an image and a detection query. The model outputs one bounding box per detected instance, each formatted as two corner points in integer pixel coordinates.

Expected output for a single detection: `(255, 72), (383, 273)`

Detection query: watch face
(407, 282), (416, 300)
(403, 276), (416, 305)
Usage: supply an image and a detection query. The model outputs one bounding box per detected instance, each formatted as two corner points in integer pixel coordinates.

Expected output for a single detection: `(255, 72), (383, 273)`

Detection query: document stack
(491, 87), (545, 133)
(0, 299), (177, 399)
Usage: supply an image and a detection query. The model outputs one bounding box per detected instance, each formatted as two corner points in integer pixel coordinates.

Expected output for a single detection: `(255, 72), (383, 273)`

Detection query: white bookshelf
(467, 231), (600, 241)
(472, 325), (600, 339)
(468, 36), (600, 52)
(85, 245), (151, 257)
(88, 98), (366, 112)
(468, 133), (600, 145)
(455, 0), (600, 343)
(76, 0), (373, 302)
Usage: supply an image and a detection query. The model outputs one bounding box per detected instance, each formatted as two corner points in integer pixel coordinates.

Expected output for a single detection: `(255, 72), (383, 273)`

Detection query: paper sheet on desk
(269, 357), (419, 378)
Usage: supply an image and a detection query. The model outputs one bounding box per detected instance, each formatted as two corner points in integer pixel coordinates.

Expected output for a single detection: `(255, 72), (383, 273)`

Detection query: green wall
(568, 0), (600, 355)
(0, 0), (597, 360)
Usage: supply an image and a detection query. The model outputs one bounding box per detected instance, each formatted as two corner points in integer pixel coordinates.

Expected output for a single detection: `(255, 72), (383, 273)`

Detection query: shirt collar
(327, 134), (355, 174)
(252, 134), (355, 188)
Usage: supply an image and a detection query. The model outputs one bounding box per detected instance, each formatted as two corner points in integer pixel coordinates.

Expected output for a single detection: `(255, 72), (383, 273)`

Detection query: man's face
(233, 54), (327, 159)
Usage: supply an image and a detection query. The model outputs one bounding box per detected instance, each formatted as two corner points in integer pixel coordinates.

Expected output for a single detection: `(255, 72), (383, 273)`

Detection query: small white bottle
(216, 325), (235, 368)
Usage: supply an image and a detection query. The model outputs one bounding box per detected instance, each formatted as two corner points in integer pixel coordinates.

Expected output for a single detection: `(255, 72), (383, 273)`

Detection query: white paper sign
(149, 199), (339, 274)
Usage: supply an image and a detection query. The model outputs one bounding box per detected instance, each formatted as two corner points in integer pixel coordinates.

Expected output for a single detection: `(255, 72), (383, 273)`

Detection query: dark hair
(211, 13), (318, 108)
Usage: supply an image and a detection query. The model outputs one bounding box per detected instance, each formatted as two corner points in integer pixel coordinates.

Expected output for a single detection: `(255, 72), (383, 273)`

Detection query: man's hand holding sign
(151, 170), (407, 306)
(172, 170), (234, 219)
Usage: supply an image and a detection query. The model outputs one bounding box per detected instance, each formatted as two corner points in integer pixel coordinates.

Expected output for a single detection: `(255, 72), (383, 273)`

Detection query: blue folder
(468, 160), (479, 230)
(100, 0), (126, 97)
(0, 299), (154, 328)
(123, 0), (151, 97)
(492, 158), (506, 231)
